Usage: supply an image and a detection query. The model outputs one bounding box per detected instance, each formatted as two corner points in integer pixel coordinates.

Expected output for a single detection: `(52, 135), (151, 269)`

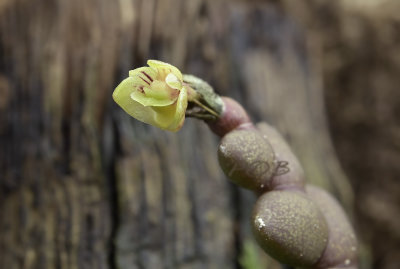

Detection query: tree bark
(0, 0), (355, 268)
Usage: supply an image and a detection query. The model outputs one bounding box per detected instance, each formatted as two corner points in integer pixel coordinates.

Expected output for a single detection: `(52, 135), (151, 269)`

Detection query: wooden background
(1, 0), (400, 268)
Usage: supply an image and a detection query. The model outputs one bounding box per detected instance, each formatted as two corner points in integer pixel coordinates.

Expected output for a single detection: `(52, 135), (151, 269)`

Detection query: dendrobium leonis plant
(112, 60), (358, 269)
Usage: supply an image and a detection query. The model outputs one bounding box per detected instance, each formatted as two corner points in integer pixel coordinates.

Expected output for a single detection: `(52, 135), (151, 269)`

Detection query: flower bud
(252, 190), (329, 267)
(218, 129), (277, 191)
(306, 185), (358, 268)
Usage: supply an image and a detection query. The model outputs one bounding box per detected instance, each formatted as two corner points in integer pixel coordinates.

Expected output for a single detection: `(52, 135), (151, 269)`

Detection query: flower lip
(141, 70), (154, 83)
(128, 61), (185, 107)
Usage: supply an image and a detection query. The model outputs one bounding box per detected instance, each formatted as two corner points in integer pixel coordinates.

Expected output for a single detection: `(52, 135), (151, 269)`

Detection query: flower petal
(151, 105), (178, 129)
(129, 66), (157, 82)
(130, 80), (179, 107)
(113, 77), (159, 126)
(170, 86), (188, 131)
(165, 73), (182, 90)
(167, 86), (188, 131)
(151, 86), (188, 131)
(147, 59), (183, 81)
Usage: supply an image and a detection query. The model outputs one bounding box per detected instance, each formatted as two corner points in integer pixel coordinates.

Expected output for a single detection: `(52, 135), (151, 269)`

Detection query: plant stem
(183, 74), (223, 121)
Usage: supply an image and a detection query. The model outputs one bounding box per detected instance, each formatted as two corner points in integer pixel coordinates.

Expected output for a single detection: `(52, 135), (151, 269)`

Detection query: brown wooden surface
(0, 0), (371, 268)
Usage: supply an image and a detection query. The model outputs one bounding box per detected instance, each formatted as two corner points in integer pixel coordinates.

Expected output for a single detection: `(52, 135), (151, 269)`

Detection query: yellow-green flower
(113, 60), (188, 131)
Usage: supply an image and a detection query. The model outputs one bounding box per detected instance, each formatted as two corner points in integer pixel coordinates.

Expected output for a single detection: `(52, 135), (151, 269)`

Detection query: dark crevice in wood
(85, 214), (94, 253)
(155, 142), (176, 268)
(137, 160), (149, 269)
(231, 184), (242, 269)
(61, 117), (71, 175)
(107, 126), (119, 269)
(188, 163), (204, 265)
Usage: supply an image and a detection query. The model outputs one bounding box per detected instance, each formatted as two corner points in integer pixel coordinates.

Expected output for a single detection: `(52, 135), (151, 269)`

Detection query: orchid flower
(113, 60), (188, 131)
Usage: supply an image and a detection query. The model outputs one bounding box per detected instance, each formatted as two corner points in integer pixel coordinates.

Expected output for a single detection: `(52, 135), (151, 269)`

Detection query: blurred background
(0, 0), (399, 268)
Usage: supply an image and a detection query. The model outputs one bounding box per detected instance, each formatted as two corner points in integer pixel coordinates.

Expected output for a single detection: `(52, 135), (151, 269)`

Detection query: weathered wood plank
(0, 0), (358, 268)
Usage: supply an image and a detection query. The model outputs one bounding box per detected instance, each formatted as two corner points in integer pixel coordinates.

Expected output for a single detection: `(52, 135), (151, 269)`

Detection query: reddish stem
(207, 97), (255, 137)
